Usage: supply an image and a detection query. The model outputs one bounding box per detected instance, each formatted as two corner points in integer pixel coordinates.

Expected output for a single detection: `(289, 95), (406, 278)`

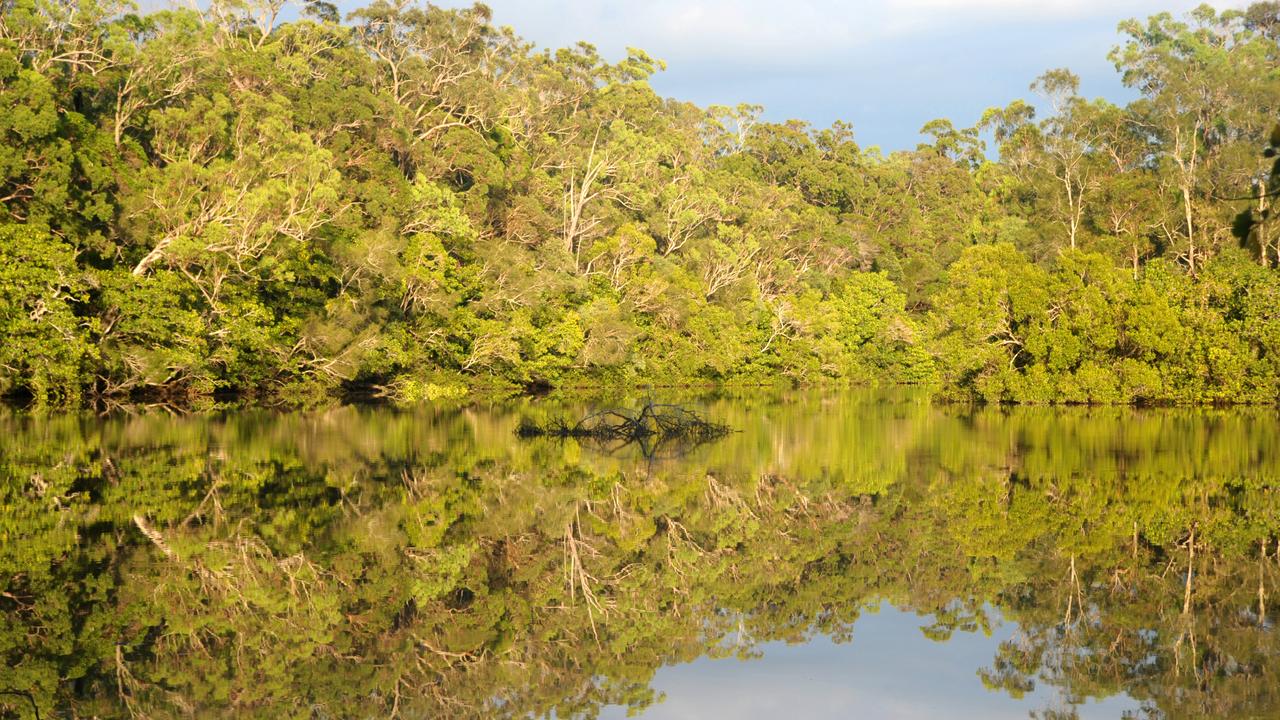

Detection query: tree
(0, 223), (95, 403)
(1111, 6), (1274, 274)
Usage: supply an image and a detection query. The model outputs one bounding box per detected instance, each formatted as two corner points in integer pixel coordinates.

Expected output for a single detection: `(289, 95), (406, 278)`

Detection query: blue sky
(435, 0), (1245, 151)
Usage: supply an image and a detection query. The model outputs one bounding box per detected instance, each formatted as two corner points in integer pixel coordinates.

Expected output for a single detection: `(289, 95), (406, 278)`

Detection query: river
(2, 388), (1278, 718)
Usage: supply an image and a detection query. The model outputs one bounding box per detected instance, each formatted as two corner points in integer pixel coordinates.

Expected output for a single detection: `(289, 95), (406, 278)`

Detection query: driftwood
(516, 402), (732, 446)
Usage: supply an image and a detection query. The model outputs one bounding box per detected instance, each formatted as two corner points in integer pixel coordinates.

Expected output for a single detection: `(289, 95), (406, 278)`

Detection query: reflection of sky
(598, 604), (1143, 719)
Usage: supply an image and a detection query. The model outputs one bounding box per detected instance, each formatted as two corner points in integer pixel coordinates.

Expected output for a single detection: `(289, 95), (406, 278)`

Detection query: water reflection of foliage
(1, 392), (1278, 718)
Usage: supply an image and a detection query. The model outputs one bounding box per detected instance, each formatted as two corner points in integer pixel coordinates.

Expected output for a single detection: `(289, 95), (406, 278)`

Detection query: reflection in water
(609, 606), (1145, 719)
(1, 389), (1278, 719)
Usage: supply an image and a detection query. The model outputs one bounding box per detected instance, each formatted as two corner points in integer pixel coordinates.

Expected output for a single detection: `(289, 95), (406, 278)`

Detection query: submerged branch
(516, 402), (732, 446)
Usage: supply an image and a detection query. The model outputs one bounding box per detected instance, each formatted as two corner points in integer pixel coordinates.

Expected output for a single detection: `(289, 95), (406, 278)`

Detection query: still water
(2, 388), (1278, 718)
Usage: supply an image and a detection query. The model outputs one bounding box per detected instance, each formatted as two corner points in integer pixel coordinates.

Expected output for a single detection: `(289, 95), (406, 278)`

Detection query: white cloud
(378, 0), (1251, 147)
(444, 0), (1245, 67)
(450, 0), (868, 67)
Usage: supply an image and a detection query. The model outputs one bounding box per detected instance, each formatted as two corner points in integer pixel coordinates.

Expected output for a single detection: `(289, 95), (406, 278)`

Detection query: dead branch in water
(516, 401), (732, 445)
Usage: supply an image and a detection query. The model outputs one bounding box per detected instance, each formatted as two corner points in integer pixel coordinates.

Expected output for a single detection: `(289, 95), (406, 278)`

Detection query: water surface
(2, 389), (1278, 718)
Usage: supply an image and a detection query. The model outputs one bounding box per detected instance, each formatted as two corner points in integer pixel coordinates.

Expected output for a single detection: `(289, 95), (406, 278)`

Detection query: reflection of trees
(1, 393), (1278, 718)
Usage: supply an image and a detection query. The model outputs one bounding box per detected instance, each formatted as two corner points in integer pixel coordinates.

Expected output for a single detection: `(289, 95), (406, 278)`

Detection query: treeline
(2, 0), (1280, 405)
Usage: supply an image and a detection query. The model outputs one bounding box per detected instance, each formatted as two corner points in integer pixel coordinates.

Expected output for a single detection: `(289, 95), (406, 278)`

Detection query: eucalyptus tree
(1111, 6), (1276, 275)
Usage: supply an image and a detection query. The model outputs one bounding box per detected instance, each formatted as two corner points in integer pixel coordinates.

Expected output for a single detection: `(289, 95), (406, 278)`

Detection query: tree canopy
(2, 0), (1280, 406)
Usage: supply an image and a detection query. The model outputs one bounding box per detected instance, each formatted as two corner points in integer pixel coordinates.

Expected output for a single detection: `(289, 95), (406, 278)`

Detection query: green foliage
(0, 224), (95, 403)
(930, 241), (1280, 404)
(1, 0), (1280, 406)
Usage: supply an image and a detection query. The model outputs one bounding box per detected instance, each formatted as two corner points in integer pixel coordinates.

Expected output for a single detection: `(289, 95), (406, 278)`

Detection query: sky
(433, 0), (1247, 152)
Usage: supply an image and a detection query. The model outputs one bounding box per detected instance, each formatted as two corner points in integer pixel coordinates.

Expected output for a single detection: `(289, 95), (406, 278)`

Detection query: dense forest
(4, 0), (1280, 406)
